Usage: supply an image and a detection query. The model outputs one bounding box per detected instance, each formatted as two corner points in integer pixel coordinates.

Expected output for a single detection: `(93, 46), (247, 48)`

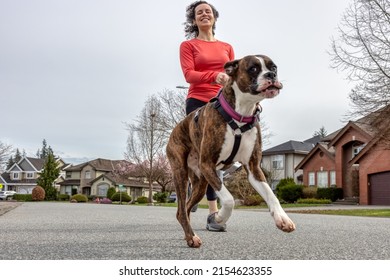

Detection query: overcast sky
(1, 0), (353, 163)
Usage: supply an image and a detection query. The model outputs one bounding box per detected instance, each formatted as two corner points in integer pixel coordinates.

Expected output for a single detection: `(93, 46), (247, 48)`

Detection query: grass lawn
(285, 208), (390, 217)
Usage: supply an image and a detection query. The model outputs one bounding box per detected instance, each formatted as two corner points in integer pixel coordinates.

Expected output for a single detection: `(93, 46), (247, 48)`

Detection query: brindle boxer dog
(166, 55), (296, 248)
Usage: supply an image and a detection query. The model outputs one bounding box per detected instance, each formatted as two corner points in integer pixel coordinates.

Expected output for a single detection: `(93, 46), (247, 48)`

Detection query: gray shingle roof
(263, 136), (321, 155)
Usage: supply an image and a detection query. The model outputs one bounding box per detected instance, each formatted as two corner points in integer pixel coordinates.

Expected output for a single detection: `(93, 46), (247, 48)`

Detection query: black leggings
(186, 98), (218, 201)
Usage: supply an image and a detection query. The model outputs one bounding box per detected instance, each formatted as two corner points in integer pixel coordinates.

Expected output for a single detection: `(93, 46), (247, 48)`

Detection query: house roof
(295, 143), (335, 171)
(25, 157), (45, 171)
(263, 135), (322, 156)
(64, 158), (129, 172)
(89, 172), (158, 189)
(327, 121), (374, 148)
(59, 179), (81, 186)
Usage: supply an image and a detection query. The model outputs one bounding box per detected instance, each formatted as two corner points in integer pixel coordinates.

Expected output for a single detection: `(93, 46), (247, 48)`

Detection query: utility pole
(148, 113), (156, 206)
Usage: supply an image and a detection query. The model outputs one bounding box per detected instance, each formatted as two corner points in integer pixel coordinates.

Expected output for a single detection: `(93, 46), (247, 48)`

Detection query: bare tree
(152, 154), (173, 193)
(155, 88), (186, 139)
(0, 141), (13, 172)
(125, 95), (166, 204)
(329, 0), (390, 127)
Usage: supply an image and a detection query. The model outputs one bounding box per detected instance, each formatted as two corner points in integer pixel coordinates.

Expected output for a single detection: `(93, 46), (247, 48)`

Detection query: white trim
(7, 163), (22, 172)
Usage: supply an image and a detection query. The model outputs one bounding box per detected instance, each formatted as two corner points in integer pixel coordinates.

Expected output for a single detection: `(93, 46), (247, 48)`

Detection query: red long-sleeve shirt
(180, 38), (235, 102)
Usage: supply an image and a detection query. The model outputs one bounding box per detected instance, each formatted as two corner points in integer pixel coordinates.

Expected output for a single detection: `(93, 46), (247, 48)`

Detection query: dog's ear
(224, 59), (240, 76)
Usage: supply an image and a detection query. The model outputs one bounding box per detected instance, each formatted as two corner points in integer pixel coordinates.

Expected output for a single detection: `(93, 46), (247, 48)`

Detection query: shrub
(111, 192), (132, 203)
(316, 187), (343, 202)
(107, 187), (116, 199)
(58, 194), (70, 201)
(243, 194), (264, 206)
(275, 178), (295, 196)
(278, 183), (303, 203)
(13, 194), (33, 201)
(297, 198), (332, 204)
(70, 194), (88, 203)
(32, 186), (46, 201)
(153, 192), (168, 203)
(276, 178), (295, 189)
(302, 186), (318, 198)
(136, 196), (148, 204)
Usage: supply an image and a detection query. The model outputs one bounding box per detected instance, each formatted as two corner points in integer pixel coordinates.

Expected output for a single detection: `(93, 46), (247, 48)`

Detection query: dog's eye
(270, 65), (277, 73)
(248, 66), (259, 74)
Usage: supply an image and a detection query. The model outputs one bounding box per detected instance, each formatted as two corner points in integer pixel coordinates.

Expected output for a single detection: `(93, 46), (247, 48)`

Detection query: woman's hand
(215, 72), (230, 85)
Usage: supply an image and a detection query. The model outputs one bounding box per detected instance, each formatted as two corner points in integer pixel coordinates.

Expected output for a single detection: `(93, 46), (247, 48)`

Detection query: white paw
(273, 212), (296, 233)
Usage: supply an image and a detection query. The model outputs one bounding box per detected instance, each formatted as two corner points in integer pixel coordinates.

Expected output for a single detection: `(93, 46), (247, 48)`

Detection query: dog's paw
(186, 235), (202, 248)
(274, 213), (296, 233)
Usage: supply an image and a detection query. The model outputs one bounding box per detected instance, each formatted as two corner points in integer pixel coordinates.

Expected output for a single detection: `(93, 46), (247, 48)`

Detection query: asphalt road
(1, 202), (389, 260)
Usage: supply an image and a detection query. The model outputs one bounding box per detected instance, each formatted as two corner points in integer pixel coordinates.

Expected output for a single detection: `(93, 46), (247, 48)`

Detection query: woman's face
(193, 3), (215, 30)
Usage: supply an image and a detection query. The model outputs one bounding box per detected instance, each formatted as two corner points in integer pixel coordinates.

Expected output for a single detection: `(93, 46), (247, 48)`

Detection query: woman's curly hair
(183, 1), (219, 39)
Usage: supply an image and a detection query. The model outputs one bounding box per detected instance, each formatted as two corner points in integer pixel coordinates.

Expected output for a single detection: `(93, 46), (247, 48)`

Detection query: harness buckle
(233, 128), (242, 136)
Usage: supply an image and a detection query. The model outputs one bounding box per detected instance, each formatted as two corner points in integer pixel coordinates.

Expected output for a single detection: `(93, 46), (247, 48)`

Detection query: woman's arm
(179, 42), (219, 84)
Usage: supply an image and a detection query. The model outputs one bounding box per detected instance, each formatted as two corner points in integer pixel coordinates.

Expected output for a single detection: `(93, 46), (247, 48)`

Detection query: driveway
(0, 202), (390, 260)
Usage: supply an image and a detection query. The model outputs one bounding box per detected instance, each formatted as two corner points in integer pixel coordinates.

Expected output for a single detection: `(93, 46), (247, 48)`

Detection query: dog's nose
(264, 72), (276, 80)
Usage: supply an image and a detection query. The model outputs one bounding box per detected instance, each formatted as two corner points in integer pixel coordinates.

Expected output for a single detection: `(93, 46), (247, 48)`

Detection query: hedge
(277, 183), (303, 203)
(316, 187), (343, 202)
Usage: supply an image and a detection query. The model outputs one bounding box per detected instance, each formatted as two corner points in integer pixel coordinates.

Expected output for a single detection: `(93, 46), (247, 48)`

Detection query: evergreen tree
(14, 149), (22, 163)
(36, 150), (60, 200)
(37, 139), (51, 159)
(313, 126), (328, 138)
(6, 148), (23, 170)
(6, 156), (14, 170)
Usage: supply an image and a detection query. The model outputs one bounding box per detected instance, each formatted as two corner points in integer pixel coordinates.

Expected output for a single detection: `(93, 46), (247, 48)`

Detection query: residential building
(0, 156), (69, 193)
(296, 114), (390, 205)
(59, 158), (161, 200)
(261, 136), (322, 189)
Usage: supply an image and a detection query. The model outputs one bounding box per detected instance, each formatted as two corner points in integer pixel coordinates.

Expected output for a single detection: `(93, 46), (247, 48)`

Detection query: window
(330, 171), (336, 186)
(66, 172), (71, 178)
(85, 170), (91, 179)
(352, 143), (366, 158)
(308, 172), (315, 186)
(271, 155), (284, 170)
(12, 172), (20, 180)
(26, 172), (34, 179)
(317, 171), (328, 188)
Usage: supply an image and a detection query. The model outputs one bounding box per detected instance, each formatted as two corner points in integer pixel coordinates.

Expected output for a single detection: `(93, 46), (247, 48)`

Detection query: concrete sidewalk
(0, 201), (22, 216)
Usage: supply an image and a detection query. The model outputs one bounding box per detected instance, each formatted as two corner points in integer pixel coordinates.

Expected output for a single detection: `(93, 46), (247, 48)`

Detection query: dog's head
(224, 55), (283, 99)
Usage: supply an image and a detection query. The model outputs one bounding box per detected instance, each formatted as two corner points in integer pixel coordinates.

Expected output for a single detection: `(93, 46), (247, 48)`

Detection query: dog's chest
(217, 124), (258, 165)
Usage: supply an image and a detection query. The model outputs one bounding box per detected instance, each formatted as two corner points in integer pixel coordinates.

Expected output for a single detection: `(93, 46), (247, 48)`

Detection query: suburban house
(59, 158), (161, 200)
(0, 156), (69, 193)
(295, 113), (390, 205)
(261, 135), (322, 189)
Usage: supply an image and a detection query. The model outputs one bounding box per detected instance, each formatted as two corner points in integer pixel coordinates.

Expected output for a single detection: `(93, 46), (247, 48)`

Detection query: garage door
(370, 172), (390, 205)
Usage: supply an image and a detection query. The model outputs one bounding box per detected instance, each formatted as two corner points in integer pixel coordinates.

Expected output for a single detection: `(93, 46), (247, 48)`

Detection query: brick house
(295, 114), (390, 205)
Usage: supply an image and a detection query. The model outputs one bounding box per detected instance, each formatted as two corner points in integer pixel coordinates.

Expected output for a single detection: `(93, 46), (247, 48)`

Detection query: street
(0, 202), (389, 260)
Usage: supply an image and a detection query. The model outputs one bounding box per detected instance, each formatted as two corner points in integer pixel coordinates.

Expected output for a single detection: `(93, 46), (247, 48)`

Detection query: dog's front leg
(214, 186), (235, 224)
(247, 170), (295, 233)
(201, 169), (235, 224)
